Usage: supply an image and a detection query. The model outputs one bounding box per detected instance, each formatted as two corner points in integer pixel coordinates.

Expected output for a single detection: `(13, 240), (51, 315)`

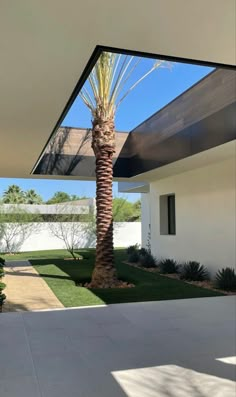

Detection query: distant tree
(48, 204), (95, 259)
(24, 189), (43, 204)
(0, 206), (39, 254)
(113, 198), (133, 222)
(113, 198), (141, 222)
(2, 185), (25, 204)
(47, 191), (71, 204)
(47, 192), (89, 204)
(132, 199), (141, 221)
(70, 195), (88, 201)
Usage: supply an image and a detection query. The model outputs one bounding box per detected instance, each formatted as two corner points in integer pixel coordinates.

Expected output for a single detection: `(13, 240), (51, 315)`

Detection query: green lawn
(2, 249), (224, 307)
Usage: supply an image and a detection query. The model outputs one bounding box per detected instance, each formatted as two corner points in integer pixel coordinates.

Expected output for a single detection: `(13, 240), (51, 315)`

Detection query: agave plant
(80, 52), (169, 287)
(126, 244), (139, 256)
(159, 258), (179, 274)
(128, 251), (140, 264)
(139, 247), (149, 256)
(180, 261), (209, 281)
(215, 268), (236, 291)
(139, 251), (156, 268)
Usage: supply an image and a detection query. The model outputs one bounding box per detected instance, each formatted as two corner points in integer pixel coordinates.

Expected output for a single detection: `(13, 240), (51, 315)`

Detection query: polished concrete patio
(0, 296), (235, 397)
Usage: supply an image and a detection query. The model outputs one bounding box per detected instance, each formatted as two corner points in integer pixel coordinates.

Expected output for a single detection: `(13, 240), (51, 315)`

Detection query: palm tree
(2, 185), (25, 204)
(24, 189), (43, 204)
(80, 52), (169, 288)
(47, 191), (71, 204)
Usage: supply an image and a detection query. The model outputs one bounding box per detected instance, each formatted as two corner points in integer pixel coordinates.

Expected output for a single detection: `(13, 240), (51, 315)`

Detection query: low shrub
(0, 282), (6, 292)
(126, 244), (139, 255)
(0, 293), (6, 310)
(215, 268), (236, 291)
(128, 251), (140, 263)
(140, 252), (156, 268)
(159, 259), (179, 274)
(0, 261), (6, 311)
(0, 293), (6, 303)
(139, 247), (148, 256)
(0, 257), (5, 267)
(180, 261), (209, 281)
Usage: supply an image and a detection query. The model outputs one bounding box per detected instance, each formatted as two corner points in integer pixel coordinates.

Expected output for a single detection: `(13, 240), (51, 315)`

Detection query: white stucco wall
(141, 193), (151, 250)
(142, 156), (236, 275)
(0, 222), (141, 252)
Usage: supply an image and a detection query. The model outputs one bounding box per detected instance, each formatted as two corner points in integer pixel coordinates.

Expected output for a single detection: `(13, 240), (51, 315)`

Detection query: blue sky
(0, 57), (213, 202)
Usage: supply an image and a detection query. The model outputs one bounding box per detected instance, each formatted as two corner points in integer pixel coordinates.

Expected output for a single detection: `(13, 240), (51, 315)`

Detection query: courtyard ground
(0, 296), (235, 396)
(2, 249), (223, 309)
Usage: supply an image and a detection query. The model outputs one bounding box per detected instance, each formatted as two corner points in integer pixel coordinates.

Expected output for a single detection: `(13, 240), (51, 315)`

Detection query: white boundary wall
(0, 222), (141, 252)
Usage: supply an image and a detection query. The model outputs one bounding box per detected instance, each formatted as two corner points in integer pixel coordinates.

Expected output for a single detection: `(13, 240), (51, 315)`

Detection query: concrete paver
(0, 296), (235, 396)
(3, 260), (64, 312)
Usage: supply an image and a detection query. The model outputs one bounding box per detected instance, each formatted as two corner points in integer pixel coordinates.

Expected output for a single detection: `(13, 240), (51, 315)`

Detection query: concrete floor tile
(0, 376), (41, 397)
(0, 297), (235, 396)
(0, 347), (35, 380)
(32, 351), (88, 382)
(27, 328), (71, 355)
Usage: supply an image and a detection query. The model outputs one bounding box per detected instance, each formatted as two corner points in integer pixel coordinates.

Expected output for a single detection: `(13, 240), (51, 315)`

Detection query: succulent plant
(180, 261), (209, 281)
(126, 244), (139, 255)
(159, 259), (179, 274)
(128, 251), (140, 263)
(215, 268), (236, 291)
(139, 252), (156, 268)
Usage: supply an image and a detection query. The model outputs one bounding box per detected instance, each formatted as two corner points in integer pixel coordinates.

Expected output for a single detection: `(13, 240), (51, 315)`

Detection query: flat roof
(0, 1), (235, 180)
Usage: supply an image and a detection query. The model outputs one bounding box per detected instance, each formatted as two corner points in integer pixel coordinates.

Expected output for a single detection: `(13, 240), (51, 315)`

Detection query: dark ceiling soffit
(31, 44), (236, 175)
(114, 101), (236, 178)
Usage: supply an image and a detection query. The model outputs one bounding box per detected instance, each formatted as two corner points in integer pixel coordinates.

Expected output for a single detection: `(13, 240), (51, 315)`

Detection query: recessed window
(160, 194), (176, 235)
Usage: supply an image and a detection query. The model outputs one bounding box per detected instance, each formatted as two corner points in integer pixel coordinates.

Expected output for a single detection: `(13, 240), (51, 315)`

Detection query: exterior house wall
(141, 193), (151, 251)
(142, 156), (236, 275)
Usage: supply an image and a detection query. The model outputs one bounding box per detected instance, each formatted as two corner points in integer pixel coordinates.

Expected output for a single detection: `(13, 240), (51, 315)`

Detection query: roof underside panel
(114, 69), (236, 177)
(0, 1), (235, 179)
(34, 129), (129, 178)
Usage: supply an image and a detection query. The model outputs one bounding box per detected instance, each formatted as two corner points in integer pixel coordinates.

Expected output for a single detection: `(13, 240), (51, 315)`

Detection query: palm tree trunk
(89, 115), (119, 288)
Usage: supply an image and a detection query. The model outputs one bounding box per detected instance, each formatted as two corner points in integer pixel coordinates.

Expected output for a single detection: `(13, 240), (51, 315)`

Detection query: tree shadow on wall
(36, 127), (92, 176)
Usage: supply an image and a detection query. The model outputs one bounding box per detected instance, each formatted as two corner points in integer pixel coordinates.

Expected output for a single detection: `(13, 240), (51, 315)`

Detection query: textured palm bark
(88, 113), (120, 288)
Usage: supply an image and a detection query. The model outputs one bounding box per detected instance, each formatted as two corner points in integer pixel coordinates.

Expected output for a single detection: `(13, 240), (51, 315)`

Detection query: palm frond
(116, 60), (164, 108)
(79, 51), (172, 118)
(79, 90), (94, 112)
(112, 57), (142, 103)
(88, 72), (99, 100)
(109, 56), (134, 105)
(109, 54), (122, 93)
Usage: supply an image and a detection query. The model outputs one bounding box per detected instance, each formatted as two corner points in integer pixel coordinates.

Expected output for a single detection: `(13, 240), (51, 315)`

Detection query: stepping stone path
(3, 260), (64, 312)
